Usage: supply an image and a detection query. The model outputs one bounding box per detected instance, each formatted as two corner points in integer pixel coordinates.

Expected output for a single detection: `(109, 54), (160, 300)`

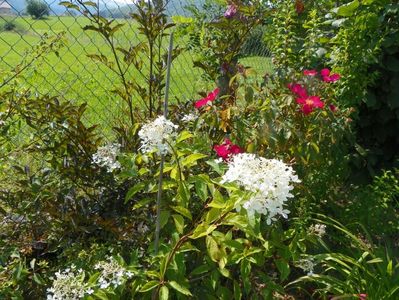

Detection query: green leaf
(336, 0), (359, 17)
(181, 153), (207, 167)
(234, 280), (242, 300)
(82, 1), (97, 7)
(160, 211), (170, 229)
(208, 190), (226, 208)
(88, 272), (100, 284)
(125, 183), (146, 203)
(206, 236), (221, 262)
(139, 280), (159, 292)
(387, 260), (393, 276)
(176, 130), (194, 143)
(205, 208), (222, 224)
(176, 183), (190, 206)
(168, 281), (192, 296)
(159, 286), (169, 300)
(206, 159), (225, 175)
(172, 15), (194, 24)
(172, 214), (185, 234)
(275, 259), (290, 281)
(171, 206), (192, 220)
(194, 177), (208, 202)
(33, 273), (45, 285)
(219, 267), (231, 278)
(190, 224), (217, 239)
(94, 289), (111, 300)
(109, 23), (125, 35)
(190, 264), (211, 276)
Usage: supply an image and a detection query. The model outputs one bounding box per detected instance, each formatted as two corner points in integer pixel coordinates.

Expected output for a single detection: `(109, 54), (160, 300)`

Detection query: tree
(26, 0), (50, 19)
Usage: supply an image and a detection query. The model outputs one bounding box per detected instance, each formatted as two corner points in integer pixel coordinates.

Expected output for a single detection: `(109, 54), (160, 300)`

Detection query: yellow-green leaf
(168, 281), (192, 296)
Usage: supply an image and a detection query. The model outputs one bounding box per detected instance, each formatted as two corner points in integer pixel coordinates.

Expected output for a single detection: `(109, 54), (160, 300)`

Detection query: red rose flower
(320, 68), (341, 82)
(329, 104), (337, 112)
(288, 83), (308, 98)
(296, 96), (324, 115)
(194, 88), (220, 109)
(213, 138), (243, 160)
(303, 69), (318, 76)
(320, 68), (330, 77)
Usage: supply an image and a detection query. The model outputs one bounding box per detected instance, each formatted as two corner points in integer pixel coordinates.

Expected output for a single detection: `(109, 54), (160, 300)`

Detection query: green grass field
(0, 16), (272, 128)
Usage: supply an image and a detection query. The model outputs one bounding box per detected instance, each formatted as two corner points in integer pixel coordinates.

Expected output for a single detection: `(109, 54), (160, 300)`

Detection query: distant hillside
(100, 0), (205, 18)
(6, 0), (205, 17)
(7, 0), (67, 15)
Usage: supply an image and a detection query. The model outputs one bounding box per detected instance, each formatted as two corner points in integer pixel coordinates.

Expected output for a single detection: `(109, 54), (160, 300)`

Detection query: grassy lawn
(0, 16), (272, 128)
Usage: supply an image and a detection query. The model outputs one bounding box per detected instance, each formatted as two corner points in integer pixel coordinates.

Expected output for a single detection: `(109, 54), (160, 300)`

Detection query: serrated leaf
(206, 236), (221, 262)
(139, 280), (159, 292)
(171, 206), (192, 220)
(168, 281), (192, 296)
(159, 286), (169, 300)
(172, 214), (184, 234)
(337, 0), (359, 17)
(176, 130), (193, 143)
(275, 259), (290, 281)
(208, 190), (226, 208)
(190, 264), (211, 276)
(181, 153), (207, 167)
(94, 289), (110, 300)
(190, 224), (217, 239)
(125, 183), (146, 203)
(33, 273), (45, 285)
(160, 211), (170, 229)
(205, 159), (225, 175)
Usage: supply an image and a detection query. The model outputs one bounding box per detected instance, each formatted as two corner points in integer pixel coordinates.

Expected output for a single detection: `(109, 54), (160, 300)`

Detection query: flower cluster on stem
(92, 143), (121, 172)
(138, 115), (178, 155)
(288, 67), (341, 115)
(46, 265), (92, 300)
(221, 153), (300, 224)
(94, 257), (133, 289)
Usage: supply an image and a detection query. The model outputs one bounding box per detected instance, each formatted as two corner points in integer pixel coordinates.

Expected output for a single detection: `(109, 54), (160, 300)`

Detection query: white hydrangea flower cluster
(47, 265), (92, 300)
(94, 257), (133, 289)
(181, 113), (197, 123)
(138, 116), (178, 155)
(297, 257), (316, 276)
(221, 153), (300, 224)
(92, 143), (121, 172)
(309, 223), (326, 237)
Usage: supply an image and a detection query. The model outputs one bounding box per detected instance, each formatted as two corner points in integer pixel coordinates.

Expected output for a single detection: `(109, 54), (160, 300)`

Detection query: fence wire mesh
(0, 0), (272, 136)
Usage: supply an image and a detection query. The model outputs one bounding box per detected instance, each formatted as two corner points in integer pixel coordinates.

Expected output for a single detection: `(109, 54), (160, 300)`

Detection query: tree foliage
(26, 0), (50, 19)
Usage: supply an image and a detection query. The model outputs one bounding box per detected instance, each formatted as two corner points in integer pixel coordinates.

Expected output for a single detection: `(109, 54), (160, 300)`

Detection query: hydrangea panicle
(92, 143), (121, 172)
(181, 113), (197, 123)
(95, 257), (133, 290)
(221, 153), (300, 224)
(297, 257), (316, 276)
(47, 265), (91, 300)
(138, 116), (178, 155)
(309, 223), (326, 237)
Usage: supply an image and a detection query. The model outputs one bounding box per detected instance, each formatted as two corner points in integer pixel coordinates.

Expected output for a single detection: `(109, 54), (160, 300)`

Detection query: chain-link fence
(0, 0), (272, 132)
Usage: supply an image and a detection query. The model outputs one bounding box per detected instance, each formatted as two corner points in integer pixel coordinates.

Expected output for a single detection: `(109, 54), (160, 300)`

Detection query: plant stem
(153, 32), (174, 255)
